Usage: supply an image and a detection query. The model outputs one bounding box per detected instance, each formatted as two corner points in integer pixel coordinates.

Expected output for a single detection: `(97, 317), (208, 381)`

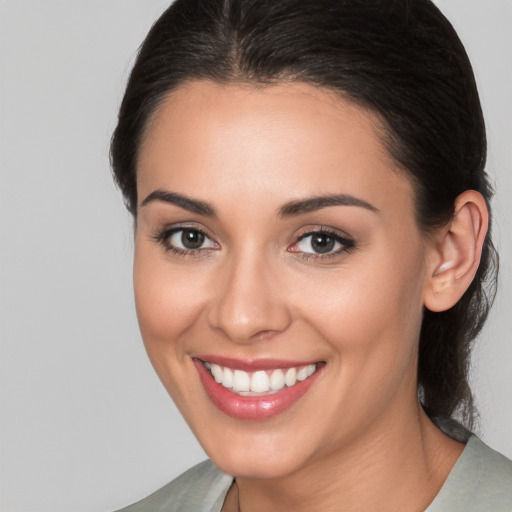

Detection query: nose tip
(212, 303), (287, 343)
(207, 259), (292, 343)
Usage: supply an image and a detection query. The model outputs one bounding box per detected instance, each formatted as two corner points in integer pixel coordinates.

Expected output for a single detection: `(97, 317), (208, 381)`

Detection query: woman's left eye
(290, 230), (355, 257)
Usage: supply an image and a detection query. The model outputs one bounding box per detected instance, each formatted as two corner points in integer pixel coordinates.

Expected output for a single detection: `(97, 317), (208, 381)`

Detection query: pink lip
(193, 358), (324, 420)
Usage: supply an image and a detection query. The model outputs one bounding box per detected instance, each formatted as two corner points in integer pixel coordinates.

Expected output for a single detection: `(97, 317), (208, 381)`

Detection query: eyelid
(151, 223), (220, 255)
(288, 226), (356, 259)
(150, 222), (355, 260)
(168, 229), (218, 250)
(294, 225), (353, 243)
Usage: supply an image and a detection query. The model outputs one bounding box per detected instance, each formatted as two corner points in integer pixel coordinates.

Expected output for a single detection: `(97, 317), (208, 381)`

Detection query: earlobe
(424, 190), (489, 312)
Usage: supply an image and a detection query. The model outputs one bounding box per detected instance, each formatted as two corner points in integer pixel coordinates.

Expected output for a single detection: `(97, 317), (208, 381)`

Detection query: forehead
(137, 80), (414, 216)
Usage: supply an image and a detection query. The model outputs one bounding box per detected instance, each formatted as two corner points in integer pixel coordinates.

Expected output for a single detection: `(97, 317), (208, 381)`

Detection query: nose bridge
(208, 246), (291, 343)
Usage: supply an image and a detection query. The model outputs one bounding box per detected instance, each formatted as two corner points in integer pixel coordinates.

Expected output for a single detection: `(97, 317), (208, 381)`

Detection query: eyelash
(152, 226), (218, 257)
(291, 228), (356, 261)
(152, 226), (356, 260)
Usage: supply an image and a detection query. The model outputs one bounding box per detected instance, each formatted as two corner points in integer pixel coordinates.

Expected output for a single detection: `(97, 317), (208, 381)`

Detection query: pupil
(181, 229), (205, 249)
(312, 234), (335, 253)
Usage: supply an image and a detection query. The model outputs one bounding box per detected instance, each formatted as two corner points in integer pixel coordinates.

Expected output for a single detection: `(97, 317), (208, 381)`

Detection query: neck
(230, 402), (464, 512)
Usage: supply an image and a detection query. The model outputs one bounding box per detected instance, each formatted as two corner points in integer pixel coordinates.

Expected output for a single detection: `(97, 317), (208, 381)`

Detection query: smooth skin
(134, 81), (488, 511)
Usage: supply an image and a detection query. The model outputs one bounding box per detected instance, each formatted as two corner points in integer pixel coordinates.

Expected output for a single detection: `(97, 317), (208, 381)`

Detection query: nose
(207, 252), (292, 343)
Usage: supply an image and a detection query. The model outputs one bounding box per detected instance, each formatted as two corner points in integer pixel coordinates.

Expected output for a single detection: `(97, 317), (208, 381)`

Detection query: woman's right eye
(155, 227), (219, 254)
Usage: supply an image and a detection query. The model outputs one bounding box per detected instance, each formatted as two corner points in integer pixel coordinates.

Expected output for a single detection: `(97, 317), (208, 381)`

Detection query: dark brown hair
(111, 0), (498, 429)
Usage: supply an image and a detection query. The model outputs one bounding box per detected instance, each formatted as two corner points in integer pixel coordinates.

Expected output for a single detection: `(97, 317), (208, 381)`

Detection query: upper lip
(194, 355), (322, 372)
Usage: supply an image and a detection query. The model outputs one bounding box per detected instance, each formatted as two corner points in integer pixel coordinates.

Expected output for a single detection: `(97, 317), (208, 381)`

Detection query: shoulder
(116, 460), (233, 512)
(427, 435), (512, 512)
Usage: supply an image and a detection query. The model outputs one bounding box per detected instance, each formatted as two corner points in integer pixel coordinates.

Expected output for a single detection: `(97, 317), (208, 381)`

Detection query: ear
(423, 190), (489, 312)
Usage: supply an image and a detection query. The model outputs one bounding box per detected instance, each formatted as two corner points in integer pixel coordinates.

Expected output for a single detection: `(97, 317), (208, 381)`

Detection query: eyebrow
(141, 189), (378, 218)
(141, 190), (216, 216)
(278, 194), (379, 216)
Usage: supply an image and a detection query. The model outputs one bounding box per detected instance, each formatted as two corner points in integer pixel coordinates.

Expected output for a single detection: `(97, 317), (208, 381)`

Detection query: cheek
(132, 243), (209, 385)
(133, 241), (206, 333)
(285, 251), (426, 441)
(292, 244), (426, 379)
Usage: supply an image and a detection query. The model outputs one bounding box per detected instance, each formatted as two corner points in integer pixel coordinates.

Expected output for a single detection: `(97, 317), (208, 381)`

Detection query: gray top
(117, 436), (512, 512)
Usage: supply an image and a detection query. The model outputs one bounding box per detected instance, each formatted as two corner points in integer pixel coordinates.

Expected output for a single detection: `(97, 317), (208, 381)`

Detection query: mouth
(204, 360), (318, 395)
(193, 357), (324, 420)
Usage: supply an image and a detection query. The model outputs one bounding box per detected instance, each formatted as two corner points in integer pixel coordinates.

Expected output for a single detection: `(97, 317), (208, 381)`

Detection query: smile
(204, 361), (318, 395)
(194, 357), (324, 420)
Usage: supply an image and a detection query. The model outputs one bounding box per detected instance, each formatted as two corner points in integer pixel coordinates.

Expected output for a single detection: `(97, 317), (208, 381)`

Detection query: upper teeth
(205, 362), (317, 394)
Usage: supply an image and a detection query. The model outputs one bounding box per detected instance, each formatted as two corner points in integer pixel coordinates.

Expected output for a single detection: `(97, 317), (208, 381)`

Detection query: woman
(111, 0), (512, 510)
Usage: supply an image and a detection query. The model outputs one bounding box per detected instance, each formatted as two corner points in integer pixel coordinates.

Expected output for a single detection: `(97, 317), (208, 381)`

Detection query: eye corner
(286, 242), (300, 254)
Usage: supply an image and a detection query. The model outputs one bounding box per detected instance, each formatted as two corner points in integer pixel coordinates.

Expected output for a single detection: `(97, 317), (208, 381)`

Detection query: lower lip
(194, 359), (323, 420)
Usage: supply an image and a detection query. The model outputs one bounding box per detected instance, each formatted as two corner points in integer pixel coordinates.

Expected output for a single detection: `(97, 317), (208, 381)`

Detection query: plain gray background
(1, 1), (511, 511)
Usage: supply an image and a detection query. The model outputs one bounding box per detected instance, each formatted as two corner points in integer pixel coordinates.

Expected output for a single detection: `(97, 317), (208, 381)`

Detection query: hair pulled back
(111, 0), (497, 428)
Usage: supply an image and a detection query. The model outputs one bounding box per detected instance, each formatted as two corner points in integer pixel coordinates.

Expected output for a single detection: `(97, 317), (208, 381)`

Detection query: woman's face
(134, 81), (432, 478)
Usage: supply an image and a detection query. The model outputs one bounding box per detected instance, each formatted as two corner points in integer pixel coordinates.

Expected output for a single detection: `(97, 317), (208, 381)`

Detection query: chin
(212, 449), (306, 480)
(198, 425), (314, 479)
